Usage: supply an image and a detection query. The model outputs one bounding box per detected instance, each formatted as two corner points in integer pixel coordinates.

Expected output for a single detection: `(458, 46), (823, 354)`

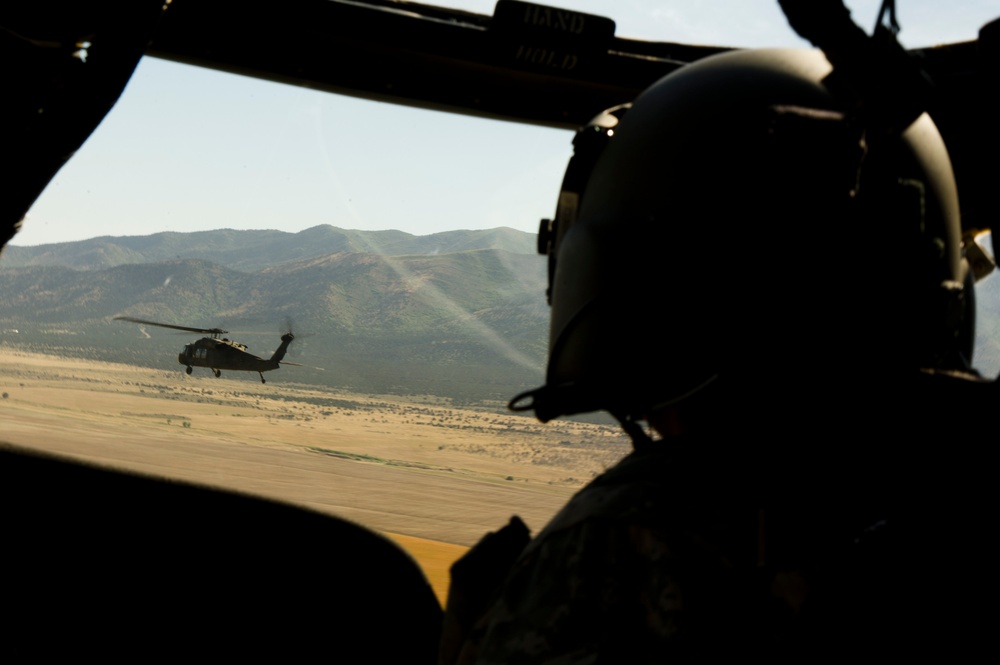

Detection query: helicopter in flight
(114, 316), (301, 383)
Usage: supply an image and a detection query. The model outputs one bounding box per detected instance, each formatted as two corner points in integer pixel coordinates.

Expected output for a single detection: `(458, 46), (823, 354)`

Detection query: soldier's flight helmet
(512, 48), (970, 425)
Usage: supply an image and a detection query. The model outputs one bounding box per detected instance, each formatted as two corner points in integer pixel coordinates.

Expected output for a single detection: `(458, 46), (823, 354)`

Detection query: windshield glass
(2, 1), (997, 606)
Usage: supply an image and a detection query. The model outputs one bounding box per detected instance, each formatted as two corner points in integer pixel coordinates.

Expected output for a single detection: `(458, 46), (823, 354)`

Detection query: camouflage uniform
(441, 439), (909, 664)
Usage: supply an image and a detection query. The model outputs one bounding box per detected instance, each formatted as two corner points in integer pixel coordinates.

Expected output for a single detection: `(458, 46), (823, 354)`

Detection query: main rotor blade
(114, 316), (228, 336)
(279, 361), (325, 370)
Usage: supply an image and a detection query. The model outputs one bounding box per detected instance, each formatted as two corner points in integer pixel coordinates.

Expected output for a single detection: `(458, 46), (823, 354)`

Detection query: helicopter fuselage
(115, 317), (295, 382)
(179, 337), (278, 372)
(175, 332), (295, 382)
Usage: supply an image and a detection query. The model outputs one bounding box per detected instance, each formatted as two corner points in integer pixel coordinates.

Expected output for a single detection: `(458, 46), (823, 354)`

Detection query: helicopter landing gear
(213, 368), (221, 378)
(259, 372), (266, 384)
(185, 366), (192, 375)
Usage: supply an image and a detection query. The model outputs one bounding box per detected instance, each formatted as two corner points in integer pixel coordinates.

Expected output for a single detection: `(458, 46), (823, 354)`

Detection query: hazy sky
(14, 1), (997, 247)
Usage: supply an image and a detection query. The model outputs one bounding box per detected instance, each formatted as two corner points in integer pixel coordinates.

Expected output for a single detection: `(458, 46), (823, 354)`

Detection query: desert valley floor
(0, 347), (631, 604)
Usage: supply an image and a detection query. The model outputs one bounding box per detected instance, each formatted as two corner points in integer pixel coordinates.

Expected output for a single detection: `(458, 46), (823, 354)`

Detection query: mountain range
(9, 223), (998, 399)
(2, 225), (537, 272)
(0, 226), (551, 402)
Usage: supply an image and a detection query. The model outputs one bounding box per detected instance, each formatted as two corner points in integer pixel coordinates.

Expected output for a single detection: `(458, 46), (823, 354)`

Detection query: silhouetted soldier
(441, 3), (996, 662)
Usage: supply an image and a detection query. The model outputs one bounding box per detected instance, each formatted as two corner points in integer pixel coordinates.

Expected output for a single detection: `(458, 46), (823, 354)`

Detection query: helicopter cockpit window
(0, 7), (613, 601)
(2, 0), (996, 607)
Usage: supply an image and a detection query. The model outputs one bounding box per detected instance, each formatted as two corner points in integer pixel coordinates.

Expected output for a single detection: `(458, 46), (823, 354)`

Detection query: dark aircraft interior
(2, 0), (998, 659)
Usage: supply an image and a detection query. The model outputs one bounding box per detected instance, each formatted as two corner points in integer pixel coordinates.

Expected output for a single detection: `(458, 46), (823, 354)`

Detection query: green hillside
(2, 225), (537, 272)
(0, 229), (551, 403)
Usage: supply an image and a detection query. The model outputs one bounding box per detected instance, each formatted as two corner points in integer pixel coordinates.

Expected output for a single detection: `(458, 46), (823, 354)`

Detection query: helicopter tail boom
(270, 333), (295, 365)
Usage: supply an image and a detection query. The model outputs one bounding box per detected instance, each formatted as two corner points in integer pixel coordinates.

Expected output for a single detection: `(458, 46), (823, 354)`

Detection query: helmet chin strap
(613, 372), (721, 451)
(645, 374), (721, 415)
(610, 411), (655, 451)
